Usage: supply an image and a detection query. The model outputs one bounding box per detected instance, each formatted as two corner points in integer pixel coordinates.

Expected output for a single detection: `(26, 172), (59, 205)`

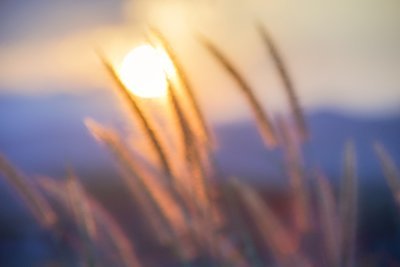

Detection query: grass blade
(339, 141), (358, 267)
(232, 179), (299, 266)
(96, 49), (173, 180)
(0, 155), (56, 228)
(216, 235), (251, 267)
(288, 164), (311, 234)
(221, 183), (264, 267)
(85, 120), (201, 266)
(198, 36), (278, 149)
(373, 142), (400, 207)
(65, 170), (97, 240)
(85, 120), (183, 242)
(89, 198), (143, 267)
(257, 23), (308, 141)
(39, 176), (143, 267)
(165, 80), (222, 259)
(149, 27), (214, 149)
(275, 117), (310, 233)
(316, 172), (340, 267)
(64, 170), (98, 267)
(167, 80), (210, 213)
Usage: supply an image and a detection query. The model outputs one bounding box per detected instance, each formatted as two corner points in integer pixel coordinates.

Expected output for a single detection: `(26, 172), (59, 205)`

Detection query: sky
(0, 0), (399, 121)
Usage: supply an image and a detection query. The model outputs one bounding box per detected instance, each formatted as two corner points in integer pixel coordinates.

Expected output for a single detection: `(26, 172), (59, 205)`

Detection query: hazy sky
(0, 0), (399, 120)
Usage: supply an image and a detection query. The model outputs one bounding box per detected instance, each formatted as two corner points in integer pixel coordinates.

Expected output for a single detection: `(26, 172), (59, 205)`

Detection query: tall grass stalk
(166, 82), (196, 171)
(166, 81), (210, 214)
(316, 172), (340, 267)
(199, 36), (278, 149)
(39, 177), (143, 267)
(86, 120), (200, 265)
(65, 170), (97, 240)
(90, 131), (170, 239)
(275, 117), (310, 233)
(148, 27), (214, 149)
(165, 80), (223, 263)
(64, 170), (98, 267)
(339, 142), (358, 267)
(96, 50), (173, 180)
(233, 179), (299, 266)
(89, 198), (143, 267)
(216, 235), (251, 267)
(257, 23), (308, 141)
(374, 142), (400, 207)
(223, 182), (264, 267)
(85, 120), (182, 242)
(0, 155), (56, 228)
(275, 116), (301, 164)
(288, 165), (311, 234)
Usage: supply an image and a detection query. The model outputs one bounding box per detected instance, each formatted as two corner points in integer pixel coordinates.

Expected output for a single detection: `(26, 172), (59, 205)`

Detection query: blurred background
(0, 0), (400, 266)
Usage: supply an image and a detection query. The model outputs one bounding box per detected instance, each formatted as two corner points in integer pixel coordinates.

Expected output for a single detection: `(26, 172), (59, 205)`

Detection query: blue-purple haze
(0, 91), (399, 184)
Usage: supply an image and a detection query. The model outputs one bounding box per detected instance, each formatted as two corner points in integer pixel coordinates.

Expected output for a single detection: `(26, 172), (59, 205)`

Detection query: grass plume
(39, 176), (143, 267)
(95, 49), (173, 180)
(85, 120), (185, 242)
(339, 141), (358, 267)
(86, 120), (201, 265)
(64, 170), (98, 266)
(148, 27), (214, 149)
(0, 155), (56, 228)
(374, 142), (400, 207)
(232, 179), (299, 266)
(198, 36), (278, 149)
(89, 198), (143, 267)
(166, 80), (211, 214)
(275, 117), (310, 233)
(316, 172), (340, 267)
(257, 23), (308, 141)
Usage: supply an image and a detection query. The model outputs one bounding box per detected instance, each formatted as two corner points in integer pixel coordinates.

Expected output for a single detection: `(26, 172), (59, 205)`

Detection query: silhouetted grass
(256, 23), (308, 141)
(0, 25), (393, 267)
(198, 35), (278, 149)
(96, 49), (173, 180)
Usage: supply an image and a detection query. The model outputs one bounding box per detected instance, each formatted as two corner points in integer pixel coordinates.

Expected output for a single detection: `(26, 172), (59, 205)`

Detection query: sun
(118, 44), (173, 99)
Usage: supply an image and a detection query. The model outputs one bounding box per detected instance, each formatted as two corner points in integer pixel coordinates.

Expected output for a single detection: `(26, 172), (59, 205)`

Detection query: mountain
(215, 112), (400, 183)
(0, 92), (399, 184)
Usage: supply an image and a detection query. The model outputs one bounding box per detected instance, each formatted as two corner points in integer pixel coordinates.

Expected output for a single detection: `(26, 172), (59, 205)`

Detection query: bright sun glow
(118, 44), (174, 99)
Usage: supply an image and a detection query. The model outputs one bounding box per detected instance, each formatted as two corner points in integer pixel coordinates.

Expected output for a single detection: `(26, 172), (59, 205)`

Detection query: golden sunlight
(118, 44), (174, 99)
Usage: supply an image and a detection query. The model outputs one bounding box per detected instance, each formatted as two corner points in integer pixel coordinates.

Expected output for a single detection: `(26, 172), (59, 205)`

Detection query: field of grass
(0, 24), (399, 267)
